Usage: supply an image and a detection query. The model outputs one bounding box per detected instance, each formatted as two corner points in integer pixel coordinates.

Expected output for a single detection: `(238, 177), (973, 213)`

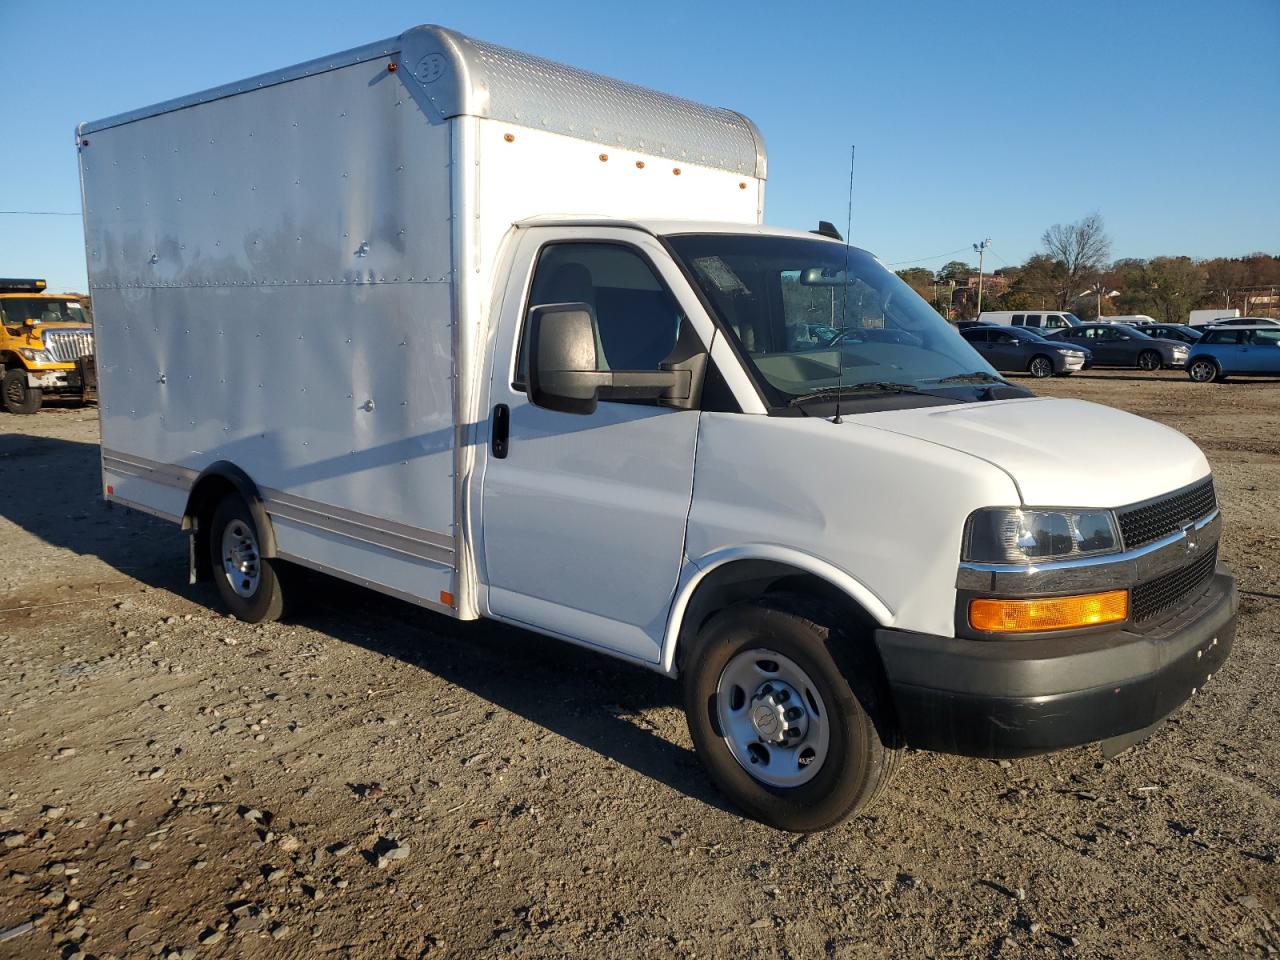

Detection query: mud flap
(1100, 718), (1164, 759)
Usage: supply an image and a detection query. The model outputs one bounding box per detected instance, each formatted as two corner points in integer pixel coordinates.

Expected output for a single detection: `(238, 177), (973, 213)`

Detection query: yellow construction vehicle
(0, 279), (95, 414)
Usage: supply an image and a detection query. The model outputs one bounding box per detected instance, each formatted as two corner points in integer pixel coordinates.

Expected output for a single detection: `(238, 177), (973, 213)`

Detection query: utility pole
(972, 238), (991, 316)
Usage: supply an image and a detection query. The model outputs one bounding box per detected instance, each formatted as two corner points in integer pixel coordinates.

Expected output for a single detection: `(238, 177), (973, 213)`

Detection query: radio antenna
(834, 144), (855, 425)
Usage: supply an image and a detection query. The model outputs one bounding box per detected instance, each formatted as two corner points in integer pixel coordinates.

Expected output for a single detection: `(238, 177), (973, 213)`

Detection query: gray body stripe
(100, 447), (455, 567)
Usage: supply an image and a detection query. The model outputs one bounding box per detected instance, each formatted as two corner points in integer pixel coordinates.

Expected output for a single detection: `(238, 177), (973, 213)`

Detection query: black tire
(1028, 354), (1055, 379)
(2, 369), (42, 414)
(1187, 358), (1221, 383)
(1137, 350), (1162, 372)
(207, 494), (287, 623)
(681, 598), (901, 832)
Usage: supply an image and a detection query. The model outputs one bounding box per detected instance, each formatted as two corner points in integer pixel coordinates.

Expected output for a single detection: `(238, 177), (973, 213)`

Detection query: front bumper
(25, 367), (80, 391)
(873, 566), (1236, 758)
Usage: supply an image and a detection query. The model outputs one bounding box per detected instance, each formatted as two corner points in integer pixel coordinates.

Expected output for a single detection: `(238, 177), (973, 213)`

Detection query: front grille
(43, 329), (94, 363)
(1131, 545), (1217, 622)
(1117, 479), (1216, 549)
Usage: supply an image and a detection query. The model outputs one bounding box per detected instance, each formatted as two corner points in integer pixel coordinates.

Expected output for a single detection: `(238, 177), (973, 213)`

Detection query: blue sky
(2, 0), (1276, 292)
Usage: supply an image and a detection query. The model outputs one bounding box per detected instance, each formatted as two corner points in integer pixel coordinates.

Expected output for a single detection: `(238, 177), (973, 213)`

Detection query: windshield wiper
(787, 382), (922, 407)
(931, 371), (1009, 385)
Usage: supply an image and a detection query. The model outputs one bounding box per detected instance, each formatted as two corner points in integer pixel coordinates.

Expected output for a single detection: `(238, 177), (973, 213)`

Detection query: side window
(1024, 314), (1042, 327)
(517, 242), (686, 388)
(1250, 329), (1280, 346)
(1011, 314), (1025, 325)
(992, 331), (1016, 343)
(963, 329), (990, 343)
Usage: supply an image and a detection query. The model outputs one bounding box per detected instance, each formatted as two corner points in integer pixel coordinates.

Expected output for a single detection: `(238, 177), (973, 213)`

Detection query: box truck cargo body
(79, 26), (1236, 832)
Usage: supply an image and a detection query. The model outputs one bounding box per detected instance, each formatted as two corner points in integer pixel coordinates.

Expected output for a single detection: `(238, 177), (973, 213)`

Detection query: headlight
(964, 507), (1121, 563)
(1056, 348), (1084, 357)
(18, 347), (55, 363)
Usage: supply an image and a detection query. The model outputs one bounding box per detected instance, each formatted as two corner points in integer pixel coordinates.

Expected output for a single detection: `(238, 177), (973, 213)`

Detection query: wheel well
(671, 560), (881, 674)
(183, 463), (276, 582)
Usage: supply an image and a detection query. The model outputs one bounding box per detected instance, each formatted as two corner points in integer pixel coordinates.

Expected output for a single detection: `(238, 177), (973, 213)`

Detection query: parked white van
(978, 310), (1081, 330)
(78, 25), (1236, 832)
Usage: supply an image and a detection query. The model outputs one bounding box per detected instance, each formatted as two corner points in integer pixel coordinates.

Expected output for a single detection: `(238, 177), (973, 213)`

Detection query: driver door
(479, 228), (715, 664)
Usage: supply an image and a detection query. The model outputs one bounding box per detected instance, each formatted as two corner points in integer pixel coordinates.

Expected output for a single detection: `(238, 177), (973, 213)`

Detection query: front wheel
(1028, 355), (1055, 379)
(682, 600), (900, 832)
(2, 369), (42, 414)
(1188, 358), (1221, 383)
(1137, 350), (1162, 372)
(207, 494), (287, 623)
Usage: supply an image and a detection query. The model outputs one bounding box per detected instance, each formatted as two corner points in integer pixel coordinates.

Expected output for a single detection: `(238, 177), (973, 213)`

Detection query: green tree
(937, 260), (973, 283)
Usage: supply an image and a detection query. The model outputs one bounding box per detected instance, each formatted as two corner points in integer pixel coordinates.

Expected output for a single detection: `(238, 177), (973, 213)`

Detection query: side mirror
(524, 303), (694, 416)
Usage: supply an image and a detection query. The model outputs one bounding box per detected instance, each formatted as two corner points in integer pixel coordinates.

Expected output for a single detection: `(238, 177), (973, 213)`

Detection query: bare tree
(1041, 213), (1111, 309)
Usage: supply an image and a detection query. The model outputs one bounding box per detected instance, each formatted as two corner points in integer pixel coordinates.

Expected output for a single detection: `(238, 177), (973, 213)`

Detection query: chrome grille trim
(42, 329), (95, 363)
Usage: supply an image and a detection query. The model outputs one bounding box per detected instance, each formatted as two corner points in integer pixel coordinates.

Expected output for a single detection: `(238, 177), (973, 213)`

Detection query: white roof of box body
(80, 24), (767, 179)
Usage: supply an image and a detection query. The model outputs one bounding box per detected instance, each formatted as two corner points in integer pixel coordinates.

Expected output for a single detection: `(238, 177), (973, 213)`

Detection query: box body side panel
(82, 58), (460, 607)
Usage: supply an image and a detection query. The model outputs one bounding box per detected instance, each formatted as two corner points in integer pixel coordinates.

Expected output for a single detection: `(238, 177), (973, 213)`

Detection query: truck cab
(0, 279), (95, 413)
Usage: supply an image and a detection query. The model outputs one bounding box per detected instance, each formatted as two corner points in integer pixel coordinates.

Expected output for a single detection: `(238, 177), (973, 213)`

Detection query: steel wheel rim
(221, 520), (261, 598)
(1190, 361), (1215, 382)
(1030, 357), (1052, 378)
(1139, 352), (1160, 371)
(715, 648), (830, 788)
(5, 377), (24, 405)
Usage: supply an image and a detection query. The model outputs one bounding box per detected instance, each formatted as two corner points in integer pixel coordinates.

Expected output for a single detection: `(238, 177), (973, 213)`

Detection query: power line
(0, 210), (82, 216)
(884, 246), (971, 267)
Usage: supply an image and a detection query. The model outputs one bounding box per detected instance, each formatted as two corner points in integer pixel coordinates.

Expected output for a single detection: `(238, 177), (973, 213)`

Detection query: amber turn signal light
(969, 590), (1128, 633)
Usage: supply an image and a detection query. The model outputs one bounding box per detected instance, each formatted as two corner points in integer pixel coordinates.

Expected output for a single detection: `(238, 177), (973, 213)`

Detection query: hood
(855, 397), (1209, 507)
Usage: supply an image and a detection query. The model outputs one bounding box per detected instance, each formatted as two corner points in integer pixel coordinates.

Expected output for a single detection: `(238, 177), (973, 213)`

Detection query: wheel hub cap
(715, 648), (830, 788)
(749, 681), (808, 745)
(221, 521), (261, 598)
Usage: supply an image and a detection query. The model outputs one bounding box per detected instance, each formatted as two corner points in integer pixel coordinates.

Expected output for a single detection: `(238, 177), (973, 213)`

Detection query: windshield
(1115, 324), (1153, 339)
(0, 298), (89, 327)
(1063, 313), (1082, 325)
(666, 234), (1001, 407)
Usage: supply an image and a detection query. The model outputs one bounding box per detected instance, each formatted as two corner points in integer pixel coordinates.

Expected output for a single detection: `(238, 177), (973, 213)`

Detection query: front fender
(660, 544), (893, 674)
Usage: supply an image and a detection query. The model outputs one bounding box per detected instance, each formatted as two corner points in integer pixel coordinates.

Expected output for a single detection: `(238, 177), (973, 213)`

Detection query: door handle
(491, 404), (510, 459)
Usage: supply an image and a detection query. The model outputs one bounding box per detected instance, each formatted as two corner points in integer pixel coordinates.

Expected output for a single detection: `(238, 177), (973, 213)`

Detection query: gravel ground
(0, 371), (1276, 959)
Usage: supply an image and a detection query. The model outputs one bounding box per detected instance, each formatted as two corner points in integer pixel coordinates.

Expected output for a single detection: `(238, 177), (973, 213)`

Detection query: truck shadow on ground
(0, 432), (737, 818)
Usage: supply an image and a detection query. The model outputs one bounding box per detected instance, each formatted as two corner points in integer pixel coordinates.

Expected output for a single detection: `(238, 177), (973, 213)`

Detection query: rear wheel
(1188, 358), (1221, 383)
(1028, 355), (1054, 378)
(2, 369), (41, 414)
(1137, 350), (1162, 372)
(207, 494), (287, 623)
(682, 599), (901, 832)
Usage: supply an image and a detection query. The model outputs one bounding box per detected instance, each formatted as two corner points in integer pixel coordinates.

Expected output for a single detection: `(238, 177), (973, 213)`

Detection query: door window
(1024, 314), (1042, 326)
(1250, 329), (1280, 346)
(516, 243), (686, 391)
(962, 329), (991, 343)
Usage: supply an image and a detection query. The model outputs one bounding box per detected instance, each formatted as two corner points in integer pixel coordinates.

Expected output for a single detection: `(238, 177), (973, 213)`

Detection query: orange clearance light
(635, 160), (645, 169)
(672, 167), (682, 176)
(970, 590), (1128, 633)
(387, 62), (398, 72)
(439, 591), (455, 607)
(599, 153), (608, 162)
(504, 133), (515, 143)
(739, 181), (747, 189)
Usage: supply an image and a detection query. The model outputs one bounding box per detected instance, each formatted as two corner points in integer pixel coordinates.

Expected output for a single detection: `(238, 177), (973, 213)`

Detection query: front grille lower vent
(1131, 545), (1217, 623)
(1117, 479), (1216, 550)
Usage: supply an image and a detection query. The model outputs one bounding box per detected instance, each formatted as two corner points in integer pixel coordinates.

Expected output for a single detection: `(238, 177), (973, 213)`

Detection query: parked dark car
(1134, 322), (1202, 344)
(1186, 325), (1280, 382)
(959, 325), (1090, 377)
(1045, 323), (1188, 370)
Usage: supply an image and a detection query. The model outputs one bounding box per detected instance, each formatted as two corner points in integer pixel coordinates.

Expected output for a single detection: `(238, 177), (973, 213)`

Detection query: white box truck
(1189, 308), (1241, 327)
(78, 25), (1236, 832)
